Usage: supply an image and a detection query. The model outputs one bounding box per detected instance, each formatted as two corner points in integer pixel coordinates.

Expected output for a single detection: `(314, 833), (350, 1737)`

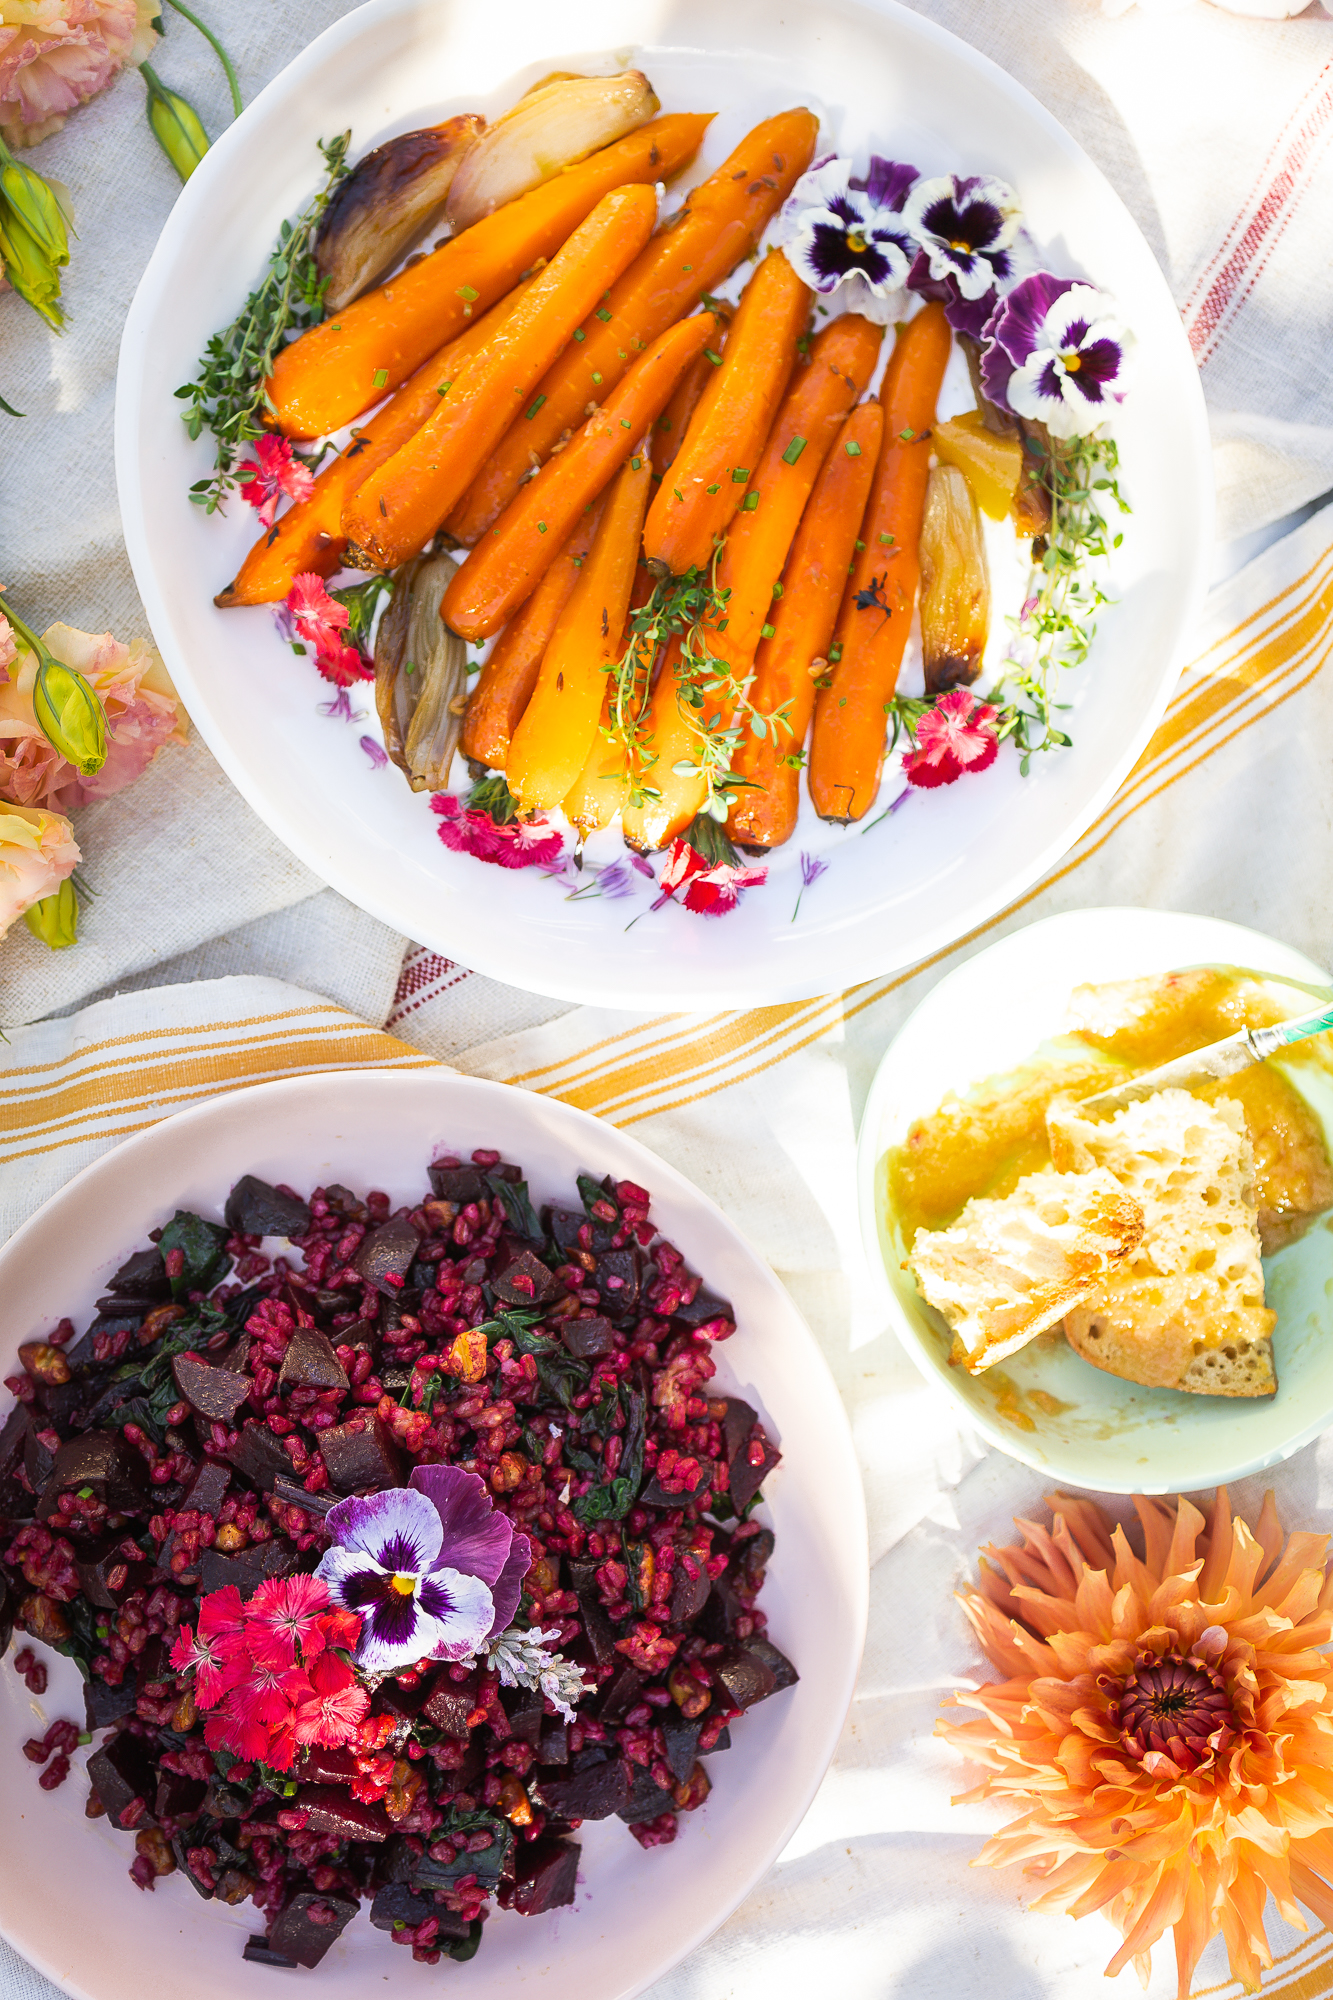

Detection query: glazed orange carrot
(650, 347), (715, 481)
(216, 278), (543, 607)
(642, 249), (811, 577)
(561, 565), (657, 835)
(506, 451), (653, 810)
(629, 313), (882, 844)
(729, 401), (884, 846)
(445, 111), (817, 546)
(809, 303), (952, 822)
(267, 114), (712, 440)
(342, 185), (657, 571)
(442, 311), (718, 642)
(620, 636), (694, 852)
(460, 501), (604, 770)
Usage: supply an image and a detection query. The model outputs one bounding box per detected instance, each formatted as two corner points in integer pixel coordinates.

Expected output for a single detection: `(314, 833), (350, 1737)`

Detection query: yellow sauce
(888, 967), (1333, 1257)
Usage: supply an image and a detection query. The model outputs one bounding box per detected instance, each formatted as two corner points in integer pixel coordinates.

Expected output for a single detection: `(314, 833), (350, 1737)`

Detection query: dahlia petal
(323, 1486), (444, 1574)
(409, 1464), (513, 1585)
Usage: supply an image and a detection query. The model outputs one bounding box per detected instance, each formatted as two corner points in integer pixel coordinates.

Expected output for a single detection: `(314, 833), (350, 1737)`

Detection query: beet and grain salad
(0, 1153), (792, 1971)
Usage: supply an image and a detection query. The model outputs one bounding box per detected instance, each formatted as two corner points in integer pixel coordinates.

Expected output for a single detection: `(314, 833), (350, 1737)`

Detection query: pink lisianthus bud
(0, 797), (78, 938)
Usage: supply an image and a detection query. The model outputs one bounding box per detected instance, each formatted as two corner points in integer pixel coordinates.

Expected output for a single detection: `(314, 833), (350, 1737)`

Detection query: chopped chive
(291, 642), (307, 656)
(706, 482), (720, 494)
(781, 436), (806, 465)
(899, 426), (916, 441)
(537, 521), (547, 533)
(437, 380), (453, 396)
(574, 328), (585, 341)
(526, 394), (546, 419)
(620, 418), (631, 428)
(703, 348), (722, 366)
(829, 641), (843, 662)
(372, 369), (388, 388)
(844, 440), (862, 457)
(595, 306), (612, 322)
(592, 371), (603, 385)
(879, 532), (894, 545)
(681, 263), (693, 273)
(772, 581), (784, 598)
(760, 623), (775, 639)
(855, 539), (865, 550)
(457, 285), (478, 301)
(631, 456), (642, 470)
(742, 491), (759, 511)
(731, 467), (750, 483)
(673, 487), (684, 503)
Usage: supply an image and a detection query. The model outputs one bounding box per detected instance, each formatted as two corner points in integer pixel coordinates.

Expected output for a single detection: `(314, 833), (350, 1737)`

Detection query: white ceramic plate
(856, 907), (1333, 1493)
(115, 0), (1211, 1009)
(0, 1070), (865, 2000)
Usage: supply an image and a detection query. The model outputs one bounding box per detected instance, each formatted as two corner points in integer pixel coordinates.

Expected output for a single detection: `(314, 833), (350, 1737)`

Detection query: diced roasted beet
(243, 1935), (297, 1969)
(353, 1215), (422, 1296)
(374, 1674), (432, 1723)
(84, 1673), (138, 1731)
(570, 1744), (611, 1772)
(733, 1527), (775, 1589)
(538, 1719), (569, 1766)
(720, 1397), (757, 1470)
(0, 1575), (9, 1660)
(70, 1316), (141, 1366)
(428, 1163), (486, 1204)
(593, 1246), (642, 1318)
(155, 1770), (207, 1824)
(297, 1744), (359, 1787)
(200, 1538), (301, 1595)
(636, 1475), (695, 1510)
(22, 1423), (54, 1496)
(712, 1645), (778, 1710)
(76, 1540), (152, 1610)
(183, 1460), (231, 1518)
(669, 1558), (711, 1625)
(296, 1786), (392, 1843)
(568, 1561), (618, 1667)
(598, 1663), (644, 1721)
(224, 1175), (312, 1241)
(171, 1353), (251, 1425)
(272, 1475), (336, 1518)
(673, 1282), (734, 1328)
(661, 1712), (702, 1783)
(224, 1419), (295, 1494)
(728, 1427), (781, 1513)
(202, 1779), (249, 1819)
(106, 1247), (171, 1299)
(87, 1732), (157, 1826)
(319, 1415), (401, 1494)
(276, 1325), (349, 1394)
(219, 1330), (252, 1376)
(0, 1404), (28, 1480)
(269, 1890), (359, 1969)
(40, 1433), (148, 1512)
(490, 1246), (561, 1308)
(171, 1835), (216, 1899)
(560, 1314), (617, 1359)
(92, 1292), (163, 1318)
(538, 1758), (629, 1821)
(322, 1182), (369, 1221)
(499, 1682), (544, 1745)
(618, 1769), (677, 1825)
(76, 1375), (148, 1432)
(547, 1207), (592, 1256)
(369, 1883), (470, 1936)
(501, 1836), (580, 1915)
(421, 1667), (478, 1738)
(33, 1376), (86, 1428)
(744, 1636), (798, 1693)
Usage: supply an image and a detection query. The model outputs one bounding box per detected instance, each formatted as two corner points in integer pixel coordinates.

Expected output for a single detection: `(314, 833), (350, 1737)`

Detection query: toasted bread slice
(906, 1167), (1144, 1373)
(1051, 1088), (1276, 1397)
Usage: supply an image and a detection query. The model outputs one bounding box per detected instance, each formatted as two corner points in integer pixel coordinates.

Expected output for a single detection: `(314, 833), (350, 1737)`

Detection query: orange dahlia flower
(938, 1488), (1333, 1996)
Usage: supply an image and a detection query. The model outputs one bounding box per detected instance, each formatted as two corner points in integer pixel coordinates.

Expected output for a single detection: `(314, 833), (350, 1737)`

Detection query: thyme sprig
(887, 432), (1129, 774)
(175, 133), (351, 512)
(609, 554), (793, 822)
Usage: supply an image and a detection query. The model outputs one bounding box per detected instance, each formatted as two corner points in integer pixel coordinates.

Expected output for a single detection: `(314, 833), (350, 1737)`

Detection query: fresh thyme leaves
(330, 572), (393, 662)
(608, 557), (794, 822)
(467, 773), (521, 825)
(887, 432), (1129, 777)
(176, 132), (351, 513)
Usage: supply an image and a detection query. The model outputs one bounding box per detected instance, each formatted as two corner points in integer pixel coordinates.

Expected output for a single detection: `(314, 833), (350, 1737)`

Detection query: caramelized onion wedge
(374, 552), (468, 792)
(317, 114), (484, 311)
(445, 71), (660, 233)
(919, 464), (990, 697)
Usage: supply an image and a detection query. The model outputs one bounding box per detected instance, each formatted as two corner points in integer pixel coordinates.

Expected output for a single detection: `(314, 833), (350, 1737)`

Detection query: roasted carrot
(445, 109), (818, 545)
(728, 401), (883, 847)
(619, 636), (694, 852)
(506, 451), (653, 810)
(442, 311), (718, 643)
(342, 185), (657, 572)
(216, 278), (542, 607)
(642, 249), (811, 577)
(562, 564), (656, 835)
(628, 313), (881, 845)
(267, 113), (711, 440)
(809, 303), (952, 822)
(460, 501), (604, 769)
(650, 344), (716, 481)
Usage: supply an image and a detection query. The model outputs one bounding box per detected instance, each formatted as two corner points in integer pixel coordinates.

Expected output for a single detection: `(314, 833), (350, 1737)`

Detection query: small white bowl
(0, 1069), (865, 2000)
(856, 907), (1333, 1494)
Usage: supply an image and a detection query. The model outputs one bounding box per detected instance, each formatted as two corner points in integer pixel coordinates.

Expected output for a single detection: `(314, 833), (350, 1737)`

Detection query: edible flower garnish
(982, 272), (1134, 439)
(653, 835), (768, 917)
(900, 687), (999, 788)
(901, 172), (1021, 302)
(939, 1488), (1333, 1999)
(790, 850), (828, 921)
(316, 1465), (530, 1676)
(486, 1622), (594, 1723)
(285, 572), (371, 688)
(0, 797), (78, 940)
(780, 154), (917, 320)
(238, 433), (313, 529)
(431, 782), (566, 871)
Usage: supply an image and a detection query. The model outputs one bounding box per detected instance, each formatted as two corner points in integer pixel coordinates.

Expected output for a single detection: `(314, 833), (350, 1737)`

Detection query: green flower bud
(142, 64), (210, 183)
(33, 656), (107, 775)
(0, 153), (69, 270)
(23, 876), (78, 950)
(0, 201), (64, 331)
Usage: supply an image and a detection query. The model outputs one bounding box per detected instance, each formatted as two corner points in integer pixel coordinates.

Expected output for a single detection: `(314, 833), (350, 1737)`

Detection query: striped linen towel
(3, 500), (1333, 2000)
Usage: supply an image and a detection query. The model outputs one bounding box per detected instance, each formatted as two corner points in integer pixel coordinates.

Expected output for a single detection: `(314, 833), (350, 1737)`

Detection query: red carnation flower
(902, 688), (1000, 789)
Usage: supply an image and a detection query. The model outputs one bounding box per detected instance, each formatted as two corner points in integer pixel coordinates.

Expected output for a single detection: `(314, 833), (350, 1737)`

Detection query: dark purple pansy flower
(902, 172), (1021, 301)
(315, 1464), (530, 1674)
(982, 272), (1133, 436)
(908, 266), (1002, 343)
(781, 157), (916, 322)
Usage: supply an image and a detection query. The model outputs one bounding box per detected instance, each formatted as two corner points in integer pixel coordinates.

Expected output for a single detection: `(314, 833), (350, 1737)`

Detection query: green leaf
(568, 1385), (646, 1523)
(158, 1209), (230, 1297)
(485, 1171), (542, 1241)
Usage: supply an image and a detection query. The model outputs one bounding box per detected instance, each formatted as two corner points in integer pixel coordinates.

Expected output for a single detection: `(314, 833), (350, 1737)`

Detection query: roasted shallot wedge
(445, 70), (659, 232)
(919, 463), (990, 697)
(373, 551), (468, 791)
(315, 114), (484, 311)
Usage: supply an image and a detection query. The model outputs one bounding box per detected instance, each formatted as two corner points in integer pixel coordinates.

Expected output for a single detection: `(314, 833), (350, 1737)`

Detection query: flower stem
(162, 0), (243, 118)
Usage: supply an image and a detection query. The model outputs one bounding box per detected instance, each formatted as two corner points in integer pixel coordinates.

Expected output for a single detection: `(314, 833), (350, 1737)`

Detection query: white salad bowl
(115, 0), (1211, 1009)
(0, 1068), (865, 2000)
(856, 907), (1333, 1494)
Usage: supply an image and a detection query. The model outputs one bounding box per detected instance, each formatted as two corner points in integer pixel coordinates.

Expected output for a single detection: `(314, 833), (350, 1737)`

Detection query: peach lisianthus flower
(0, 795), (77, 935)
(0, 615), (187, 812)
(938, 1489), (1333, 1997)
(0, 0), (156, 147)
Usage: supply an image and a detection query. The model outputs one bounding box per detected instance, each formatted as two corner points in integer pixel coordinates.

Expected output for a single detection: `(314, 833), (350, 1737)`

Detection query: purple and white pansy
(780, 154), (917, 322)
(981, 271), (1133, 438)
(316, 1463), (530, 1675)
(900, 172), (1022, 301)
